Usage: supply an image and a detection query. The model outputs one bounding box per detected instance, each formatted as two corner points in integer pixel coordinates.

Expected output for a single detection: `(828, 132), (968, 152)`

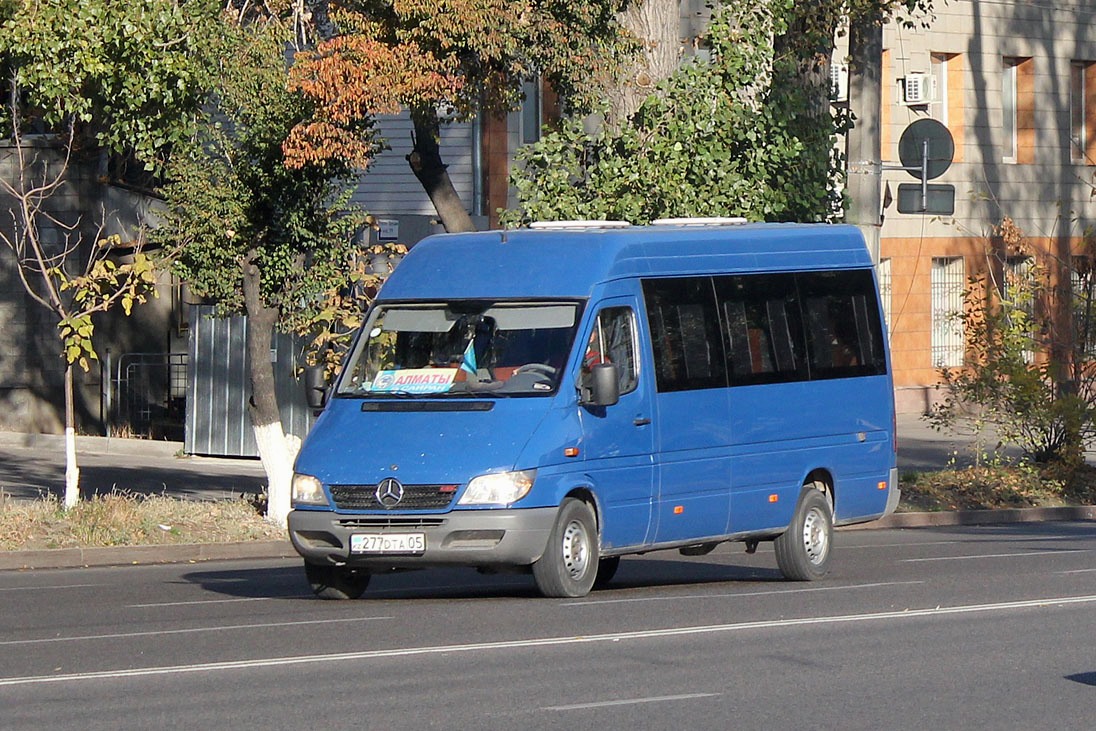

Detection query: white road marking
(902, 549), (1089, 562)
(3, 593), (1094, 688)
(127, 596), (284, 608)
(0, 616), (392, 647)
(1056, 568), (1096, 574)
(543, 693), (720, 711)
(0, 584), (104, 592)
(562, 581), (924, 607)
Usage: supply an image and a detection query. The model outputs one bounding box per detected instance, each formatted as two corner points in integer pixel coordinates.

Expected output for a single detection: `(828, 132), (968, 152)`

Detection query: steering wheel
(514, 363), (558, 379)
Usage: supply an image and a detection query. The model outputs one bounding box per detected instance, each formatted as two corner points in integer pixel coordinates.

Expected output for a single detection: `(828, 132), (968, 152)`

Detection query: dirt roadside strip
(2, 506), (1093, 572)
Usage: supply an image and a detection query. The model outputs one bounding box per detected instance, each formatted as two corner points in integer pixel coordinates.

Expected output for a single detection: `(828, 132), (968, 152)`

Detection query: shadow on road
(182, 555), (784, 602)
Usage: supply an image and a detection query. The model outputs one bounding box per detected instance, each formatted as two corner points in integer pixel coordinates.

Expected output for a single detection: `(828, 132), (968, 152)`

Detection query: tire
(304, 561), (371, 600)
(532, 498), (599, 598)
(593, 556), (621, 589)
(774, 485), (833, 581)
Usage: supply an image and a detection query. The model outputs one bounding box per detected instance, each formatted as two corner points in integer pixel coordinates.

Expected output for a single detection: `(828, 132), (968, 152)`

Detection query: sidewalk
(0, 431), (267, 503)
(0, 416), (1092, 572)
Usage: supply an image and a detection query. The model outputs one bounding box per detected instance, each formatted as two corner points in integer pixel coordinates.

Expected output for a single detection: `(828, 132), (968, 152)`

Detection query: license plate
(350, 533), (426, 554)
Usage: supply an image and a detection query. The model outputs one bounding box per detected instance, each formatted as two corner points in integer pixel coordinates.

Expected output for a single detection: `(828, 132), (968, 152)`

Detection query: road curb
(0, 540), (296, 572)
(843, 505), (1096, 530)
(2, 506), (1094, 572)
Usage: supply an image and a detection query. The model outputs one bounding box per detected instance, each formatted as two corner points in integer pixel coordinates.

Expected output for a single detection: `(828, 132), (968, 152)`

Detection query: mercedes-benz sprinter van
(288, 220), (898, 598)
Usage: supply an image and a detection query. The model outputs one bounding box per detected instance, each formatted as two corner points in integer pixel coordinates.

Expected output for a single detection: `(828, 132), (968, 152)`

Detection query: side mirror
(304, 365), (328, 410)
(581, 362), (619, 407)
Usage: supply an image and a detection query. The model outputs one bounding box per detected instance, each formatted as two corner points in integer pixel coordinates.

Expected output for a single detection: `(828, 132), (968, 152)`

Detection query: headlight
(458, 470), (536, 506)
(292, 473), (329, 507)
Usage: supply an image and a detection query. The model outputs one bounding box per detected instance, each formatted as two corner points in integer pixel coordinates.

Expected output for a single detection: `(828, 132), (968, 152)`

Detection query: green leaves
(505, 2), (844, 227)
(0, 0), (221, 173)
(157, 11), (370, 368)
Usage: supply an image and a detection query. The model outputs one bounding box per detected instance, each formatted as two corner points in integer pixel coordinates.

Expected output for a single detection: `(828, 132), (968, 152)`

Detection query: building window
(1002, 58), (1018, 161)
(520, 77), (542, 145)
(930, 53), (950, 126)
(1004, 256), (1035, 363)
(1072, 256), (1096, 355)
(878, 258), (893, 336)
(931, 257), (965, 367)
(1002, 57), (1034, 164)
(1071, 61), (1096, 165)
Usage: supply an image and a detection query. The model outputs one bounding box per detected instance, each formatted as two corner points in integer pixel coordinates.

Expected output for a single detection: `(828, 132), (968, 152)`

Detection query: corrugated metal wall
(186, 306), (315, 457)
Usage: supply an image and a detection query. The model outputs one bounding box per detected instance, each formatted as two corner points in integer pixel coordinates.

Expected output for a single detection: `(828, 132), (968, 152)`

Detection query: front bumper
(288, 507), (558, 570)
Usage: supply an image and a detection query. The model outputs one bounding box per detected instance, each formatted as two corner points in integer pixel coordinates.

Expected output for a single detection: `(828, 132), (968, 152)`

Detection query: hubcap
(561, 519), (590, 580)
(802, 507), (829, 565)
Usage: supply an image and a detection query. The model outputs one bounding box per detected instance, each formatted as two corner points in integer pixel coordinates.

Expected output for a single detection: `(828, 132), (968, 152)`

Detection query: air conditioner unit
(831, 62), (849, 103)
(902, 72), (935, 105)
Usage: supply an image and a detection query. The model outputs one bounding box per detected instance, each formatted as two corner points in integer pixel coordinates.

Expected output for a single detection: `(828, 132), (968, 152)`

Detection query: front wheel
(304, 562), (371, 600)
(532, 498), (599, 598)
(774, 485), (833, 581)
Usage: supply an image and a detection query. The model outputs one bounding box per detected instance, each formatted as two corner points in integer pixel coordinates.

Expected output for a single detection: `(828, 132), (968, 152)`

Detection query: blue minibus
(288, 220), (898, 598)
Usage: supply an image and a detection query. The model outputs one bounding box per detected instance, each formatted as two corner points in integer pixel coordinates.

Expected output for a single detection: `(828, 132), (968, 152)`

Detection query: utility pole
(845, 11), (884, 265)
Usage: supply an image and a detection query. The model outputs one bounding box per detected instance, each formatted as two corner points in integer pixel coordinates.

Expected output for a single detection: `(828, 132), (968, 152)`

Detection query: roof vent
(529, 220), (632, 230)
(650, 217), (748, 227)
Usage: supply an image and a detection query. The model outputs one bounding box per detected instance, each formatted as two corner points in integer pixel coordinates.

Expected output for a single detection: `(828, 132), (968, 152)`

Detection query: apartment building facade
(873, 0), (1096, 412)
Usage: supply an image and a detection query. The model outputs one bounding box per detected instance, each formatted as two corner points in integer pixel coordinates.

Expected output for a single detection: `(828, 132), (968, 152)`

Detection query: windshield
(336, 301), (582, 398)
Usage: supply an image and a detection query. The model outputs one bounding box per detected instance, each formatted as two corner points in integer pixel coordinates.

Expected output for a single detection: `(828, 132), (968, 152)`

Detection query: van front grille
(337, 517), (446, 530)
(329, 484), (456, 511)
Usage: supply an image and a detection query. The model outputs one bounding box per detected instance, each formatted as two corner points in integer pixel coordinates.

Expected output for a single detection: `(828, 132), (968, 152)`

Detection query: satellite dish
(898, 119), (954, 180)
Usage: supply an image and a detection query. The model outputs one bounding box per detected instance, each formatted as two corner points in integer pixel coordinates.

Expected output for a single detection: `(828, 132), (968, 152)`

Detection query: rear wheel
(304, 562), (371, 600)
(533, 498), (599, 598)
(774, 485), (833, 581)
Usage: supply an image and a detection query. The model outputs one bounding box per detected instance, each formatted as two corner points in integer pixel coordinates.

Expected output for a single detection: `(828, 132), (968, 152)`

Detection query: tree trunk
(845, 9), (884, 263)
(606, 0), (683, 128)
(408, 110), (476, 233)
(241, 251), (298, 526)
(63, 364), (80, 509)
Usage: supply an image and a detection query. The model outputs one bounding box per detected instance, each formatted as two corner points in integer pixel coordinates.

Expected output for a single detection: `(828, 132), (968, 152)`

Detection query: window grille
(1004, 256), (1035, 363)
(878, 258), (892, 336)
(931, 257), (964, 367)
(1071, 256), (1096, 356)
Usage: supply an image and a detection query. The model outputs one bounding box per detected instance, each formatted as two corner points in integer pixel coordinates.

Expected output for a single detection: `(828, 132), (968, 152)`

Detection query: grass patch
(2, 462), (1094, 553)
(899, 462), (1096, 512)
(0, 491), (284, 551)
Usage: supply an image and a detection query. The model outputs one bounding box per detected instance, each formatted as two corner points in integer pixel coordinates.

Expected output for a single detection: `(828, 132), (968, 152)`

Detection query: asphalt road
(1, 521), (1094, 730)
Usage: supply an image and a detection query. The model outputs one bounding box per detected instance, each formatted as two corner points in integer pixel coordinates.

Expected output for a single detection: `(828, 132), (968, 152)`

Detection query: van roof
(377, 222), (872, 301)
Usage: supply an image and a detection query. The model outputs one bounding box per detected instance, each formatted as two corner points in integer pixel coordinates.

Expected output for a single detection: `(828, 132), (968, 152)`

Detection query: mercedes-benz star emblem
(375, 477), (405, 508)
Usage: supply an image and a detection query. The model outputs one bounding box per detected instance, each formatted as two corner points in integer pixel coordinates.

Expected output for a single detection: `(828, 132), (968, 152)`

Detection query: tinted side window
(642, 277), (727, 392)
(715, 273), (809, 386)
(797, 269), (887, 379)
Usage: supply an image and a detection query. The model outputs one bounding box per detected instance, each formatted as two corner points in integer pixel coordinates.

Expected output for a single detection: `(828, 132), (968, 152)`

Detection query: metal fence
(105, 352), (187, 441)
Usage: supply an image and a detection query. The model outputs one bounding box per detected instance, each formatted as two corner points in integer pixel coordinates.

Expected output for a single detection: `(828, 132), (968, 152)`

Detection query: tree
(0, 0), (220, 507)
(506, 2), (844, 225)
(505, 0), (934, 226)
(928, 218), (1096, 468)
(156, 6), (372, 525)
(282, 0), (633, 232)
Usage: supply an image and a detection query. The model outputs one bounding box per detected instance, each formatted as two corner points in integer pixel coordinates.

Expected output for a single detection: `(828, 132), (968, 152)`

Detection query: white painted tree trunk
(253, 421), (301, 527)
(63, 426), (80, 509)
(63, 365), (80, 509)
